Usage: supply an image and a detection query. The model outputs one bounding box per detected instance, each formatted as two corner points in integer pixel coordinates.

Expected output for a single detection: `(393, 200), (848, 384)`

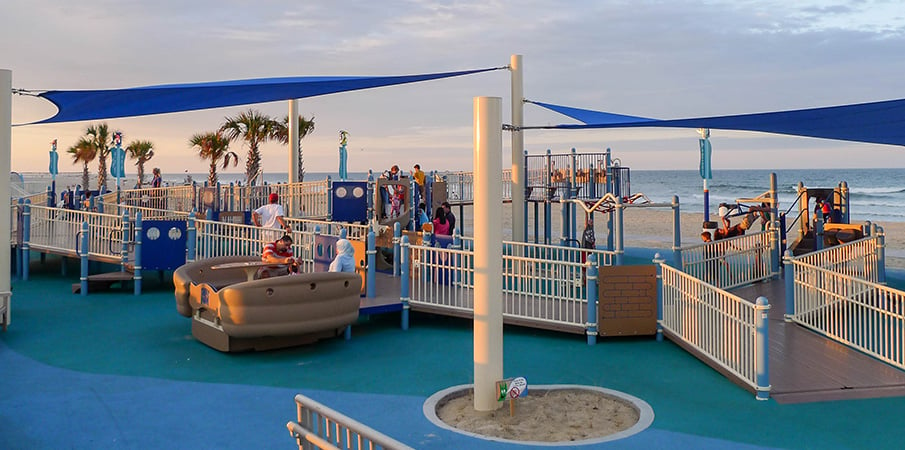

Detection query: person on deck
(329, 239), (357, 273)
(412, 164), (426, 200)
(253, 193), (290, 242)
(432, 206), (451, 235)
(441, 201), (456, 235)
(259, 234), (299, 278)
(151, 167), (163, 208)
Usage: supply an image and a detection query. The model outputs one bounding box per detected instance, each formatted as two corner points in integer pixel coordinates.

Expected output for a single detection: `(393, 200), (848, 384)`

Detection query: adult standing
(253, 192), (291, 241)
(441, 201), (456, 234)
(151, 167), (163, 209)
(432, 206), (451, 235)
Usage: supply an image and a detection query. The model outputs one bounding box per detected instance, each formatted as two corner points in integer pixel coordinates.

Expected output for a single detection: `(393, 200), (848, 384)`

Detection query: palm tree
(219, 109), (278, 186)
(272, 115), (315, 182)
(82, 123), (114, 191)
(67, 137), (97, 192)
(125, 140), (155, 187)
(189, 132), (238, 186)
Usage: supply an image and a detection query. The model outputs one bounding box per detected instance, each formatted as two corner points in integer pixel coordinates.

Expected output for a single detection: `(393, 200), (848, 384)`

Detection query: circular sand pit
(424, 384), (654, 446)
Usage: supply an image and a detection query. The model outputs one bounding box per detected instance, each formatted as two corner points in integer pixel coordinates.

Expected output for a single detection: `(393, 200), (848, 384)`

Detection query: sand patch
(434, 387), (642, 443)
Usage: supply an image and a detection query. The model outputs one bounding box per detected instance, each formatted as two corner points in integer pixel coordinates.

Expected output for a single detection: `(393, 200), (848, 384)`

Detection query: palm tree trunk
(209, 162), (218, 186)
(137, 162), (146, 188)
(246, 145), (261, 186)
(97, 153), (108, 192)
(82, 163), (89, 192)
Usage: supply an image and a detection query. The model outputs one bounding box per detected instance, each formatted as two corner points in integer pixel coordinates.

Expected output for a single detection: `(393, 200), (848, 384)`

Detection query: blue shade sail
(528, 99), (905, 147)
(30, 67), (504, 124)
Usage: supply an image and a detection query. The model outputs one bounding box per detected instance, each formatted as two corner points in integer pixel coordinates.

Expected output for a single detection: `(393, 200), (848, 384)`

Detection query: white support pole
(473, 96), (503, 411)
(289, 99), (299, 184)
(510, 54), (525, 243)
(1, 70), (12, 326)
(288, 99), (299, 215)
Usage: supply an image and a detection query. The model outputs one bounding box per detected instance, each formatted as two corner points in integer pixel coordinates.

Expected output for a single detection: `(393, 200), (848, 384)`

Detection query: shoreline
(456, 204), (905, 269)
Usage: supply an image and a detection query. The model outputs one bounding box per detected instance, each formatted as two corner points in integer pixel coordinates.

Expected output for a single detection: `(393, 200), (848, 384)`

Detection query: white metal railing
(216, 179), (330, 217)
(787, 259), (905, 370)
(27, 205), (123, 260)
(99, 202), (193, 220)
(659, 263), (768, 392)
(287, 394), (414, 450)
(408, 239), (605, 330)
(795, 235), (880, 282)
(119, 185), (196, 213)
(443, 169), (512, 204)
(10, 203), (17, 247)
(284, 217), (370, 242)
(193, 219), (315, 272)
(682, 230), (775, 289)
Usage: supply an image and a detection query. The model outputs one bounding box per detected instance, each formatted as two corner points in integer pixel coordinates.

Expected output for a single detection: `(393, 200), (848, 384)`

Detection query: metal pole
(1, 69), (14, 320)
(133, 211), (142, 295)
(400, 236), (410, 330)
(654, 253), (665, 342)
(754, 296), (771, 401)
(510, 54), (525, 243)
(672, 195), (681, 266)
(473, 96), (503, 412)
(783, 251), (794, 321)
(586, 254), (598, 345)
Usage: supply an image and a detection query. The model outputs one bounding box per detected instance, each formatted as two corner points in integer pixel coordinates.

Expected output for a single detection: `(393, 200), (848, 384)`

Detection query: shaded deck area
(731, 279), (905, 404)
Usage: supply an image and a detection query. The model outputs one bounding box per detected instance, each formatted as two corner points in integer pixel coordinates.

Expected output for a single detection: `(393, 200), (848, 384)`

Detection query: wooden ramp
(731, 279), (905, 403)
(71, 271), (134, 294)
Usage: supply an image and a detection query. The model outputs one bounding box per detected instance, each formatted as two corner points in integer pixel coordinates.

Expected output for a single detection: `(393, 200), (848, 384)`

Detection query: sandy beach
(454, 203), (905, 269)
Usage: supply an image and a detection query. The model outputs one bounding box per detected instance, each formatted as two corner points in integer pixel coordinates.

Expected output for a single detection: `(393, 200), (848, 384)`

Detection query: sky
(3, 0), (905, 178)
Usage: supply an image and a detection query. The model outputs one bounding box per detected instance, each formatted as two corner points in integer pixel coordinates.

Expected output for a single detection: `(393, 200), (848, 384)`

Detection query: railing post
(400, 236), (410, 330)
(653, 253), (665, 342)
(672, 195), (681, 267)
(133, 211), (142, 296)
(80, 221), (89, 296)
(877, 225), (886, 284)
(186, 214), (196, 263)
(121, 211), (130, 272)
(366, 171), (374, 223)
(814, 215), (824, 251)
(393, 221), (401, 277)
(367, 229), (376, 298)
(614, 196), (624, 266)
(21, 201), (30, 281)
(754, 296), (771, 401)
(326, 175), (333, 222)
(770, 221), (781, 276)
(783, 250), (794, 322)
(585, 254), (598, 345)
(16, 198), (23, 280)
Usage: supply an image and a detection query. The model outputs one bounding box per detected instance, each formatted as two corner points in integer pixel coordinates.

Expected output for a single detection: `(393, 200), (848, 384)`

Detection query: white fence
(659, 263), (769, 396)
(786, 235), (903, 370)
(99, 202), (193, 220)
(26, 205), (124, 261)
(192, 219), (316, 272)
(443, 169), (512, 203)
(116, 185), (196, 213)
(681, 230), (775, 289)
(287, 394), (413, 450)
(285, 217), (370, 242)
(407, 238), (616, 331)
(794, 235), (881, 282)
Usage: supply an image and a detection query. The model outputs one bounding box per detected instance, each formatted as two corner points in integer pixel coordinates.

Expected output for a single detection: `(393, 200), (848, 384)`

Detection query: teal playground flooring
(3, 252), (905, 449)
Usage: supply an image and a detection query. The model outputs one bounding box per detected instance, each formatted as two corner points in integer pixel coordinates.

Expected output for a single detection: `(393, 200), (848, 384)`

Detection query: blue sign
(699, 138), (712, 180)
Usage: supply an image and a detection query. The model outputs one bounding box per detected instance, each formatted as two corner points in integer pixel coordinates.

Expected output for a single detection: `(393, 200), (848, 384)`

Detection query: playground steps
(71, 270), (134, 294)
(790, 231), (816, 256)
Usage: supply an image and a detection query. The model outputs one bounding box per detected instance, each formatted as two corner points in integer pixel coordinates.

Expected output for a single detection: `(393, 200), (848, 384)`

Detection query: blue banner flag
(699, 138), (712, 180)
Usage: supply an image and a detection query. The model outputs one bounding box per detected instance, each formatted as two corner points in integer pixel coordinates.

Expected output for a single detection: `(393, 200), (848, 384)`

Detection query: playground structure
(8, 154), (903, 402)
(173, 255), (361, 352)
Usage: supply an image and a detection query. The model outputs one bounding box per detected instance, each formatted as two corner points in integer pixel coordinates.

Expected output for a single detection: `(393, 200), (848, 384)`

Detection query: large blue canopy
(28, 67), (504, 124)
(528, 99), (905, 147)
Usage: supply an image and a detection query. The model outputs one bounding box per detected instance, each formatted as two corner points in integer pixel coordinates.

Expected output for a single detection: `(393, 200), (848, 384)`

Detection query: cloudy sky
(4, 0), (905, 177)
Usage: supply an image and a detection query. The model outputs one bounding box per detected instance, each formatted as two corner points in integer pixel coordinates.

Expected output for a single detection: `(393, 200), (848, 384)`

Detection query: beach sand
(437, 388), (639, 443)
(453, 203), (905, 269)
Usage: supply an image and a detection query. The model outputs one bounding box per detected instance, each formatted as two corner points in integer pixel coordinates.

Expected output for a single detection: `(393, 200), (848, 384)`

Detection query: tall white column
(0, 70), (12, 319)
(510, 54), (525, 242)
(473, 96), (503, 411)
(288, 99), (299, 215)
(288, 99), (299, 184)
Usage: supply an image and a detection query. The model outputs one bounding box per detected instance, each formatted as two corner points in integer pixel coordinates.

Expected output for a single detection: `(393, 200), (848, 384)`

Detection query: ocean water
(17, 168), (905, 223)
(630, 168), (905, 223)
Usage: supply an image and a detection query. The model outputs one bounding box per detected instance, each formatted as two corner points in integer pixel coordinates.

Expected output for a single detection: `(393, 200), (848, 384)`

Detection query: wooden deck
(731, 279), (905, 403)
